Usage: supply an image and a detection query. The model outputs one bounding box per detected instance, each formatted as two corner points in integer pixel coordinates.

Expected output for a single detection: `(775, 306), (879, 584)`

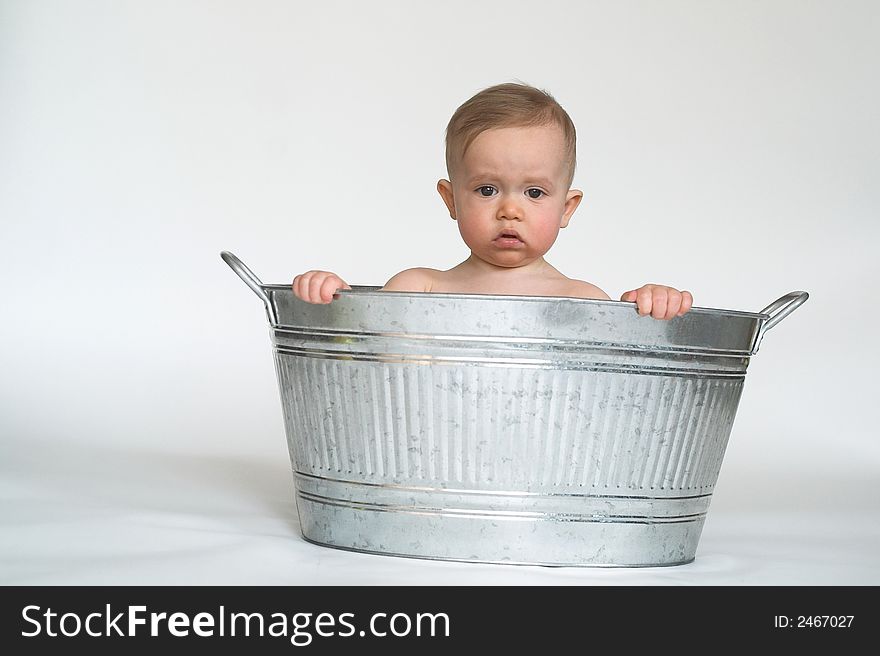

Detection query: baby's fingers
(305, 272), (327, 303)
(309, 273), (336, 304)
(636, 287), (654, 317)
(662, 289), (681, 320)
(678, 291), (693, 316)
(621, 287), (654, 316)
(319, 276), (351, 303)
(651, 288), (670, 319)
(292, 272), (313, 301)
(623, 285), (694, 319)
(292, 271), (342, 304)
(655, 288), (694, 320)
(621, 288), (652, 315)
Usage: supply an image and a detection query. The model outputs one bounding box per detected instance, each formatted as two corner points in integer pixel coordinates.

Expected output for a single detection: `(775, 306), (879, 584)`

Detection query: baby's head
(444, 82), (577, 188)
(438, 83), (583, 271)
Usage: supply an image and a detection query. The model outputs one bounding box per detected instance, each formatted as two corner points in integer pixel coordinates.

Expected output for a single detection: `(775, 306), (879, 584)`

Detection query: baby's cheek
(456, 220), (485, 248)
(532, 220), (563, 250)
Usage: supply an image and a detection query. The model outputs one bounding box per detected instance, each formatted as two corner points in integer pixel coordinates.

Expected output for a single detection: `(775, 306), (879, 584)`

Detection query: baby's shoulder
(380, 267), (439, 293)
(560, 278), (611, 301)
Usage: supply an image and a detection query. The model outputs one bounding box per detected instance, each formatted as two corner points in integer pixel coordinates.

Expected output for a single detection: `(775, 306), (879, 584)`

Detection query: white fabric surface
(3, 435), (876, 586)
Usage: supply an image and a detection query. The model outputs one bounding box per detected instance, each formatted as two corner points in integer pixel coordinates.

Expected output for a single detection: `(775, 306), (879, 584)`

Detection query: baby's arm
(292, 270), (351, 304)
(621, 285), (693, 319)
(379, 268), (435, 293)
(564, 280), (612, 301)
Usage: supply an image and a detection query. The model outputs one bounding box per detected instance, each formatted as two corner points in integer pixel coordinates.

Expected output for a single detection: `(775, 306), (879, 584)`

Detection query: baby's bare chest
(430, 273), (577, 297)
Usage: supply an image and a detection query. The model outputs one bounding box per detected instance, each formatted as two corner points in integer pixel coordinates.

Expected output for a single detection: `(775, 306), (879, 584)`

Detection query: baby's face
(439, 124), (581, 270)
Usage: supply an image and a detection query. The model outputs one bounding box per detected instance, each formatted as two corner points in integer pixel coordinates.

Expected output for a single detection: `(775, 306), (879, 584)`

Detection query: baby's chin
(476, 252), (544, 269)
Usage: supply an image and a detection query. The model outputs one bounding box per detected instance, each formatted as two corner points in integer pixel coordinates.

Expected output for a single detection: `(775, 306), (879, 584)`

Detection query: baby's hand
(621, 285), (693, 320)
(292, 270), (352, 304)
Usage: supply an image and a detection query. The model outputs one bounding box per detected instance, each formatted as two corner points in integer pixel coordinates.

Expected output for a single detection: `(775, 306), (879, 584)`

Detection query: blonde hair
(445, 82), (577, 187)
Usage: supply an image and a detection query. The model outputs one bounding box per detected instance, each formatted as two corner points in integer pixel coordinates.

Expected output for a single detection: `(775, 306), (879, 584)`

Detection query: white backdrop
(1, 0), (878, 584)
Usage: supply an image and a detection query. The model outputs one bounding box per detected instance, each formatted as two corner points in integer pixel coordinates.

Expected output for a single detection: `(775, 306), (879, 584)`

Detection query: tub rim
(222, 252), (807, 355)
(262, 284), (771, 320)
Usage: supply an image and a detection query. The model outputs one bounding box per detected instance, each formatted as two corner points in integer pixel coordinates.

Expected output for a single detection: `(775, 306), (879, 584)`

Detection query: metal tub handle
(752, 291), (809, 353)
(220, 251), (278, 325)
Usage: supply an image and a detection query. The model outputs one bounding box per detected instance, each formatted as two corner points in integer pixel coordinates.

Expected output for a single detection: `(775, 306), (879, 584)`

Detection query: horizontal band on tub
(296, 490), (707, 525)
(273, 345), (746, 379)
(294, 470), (714, 501)
(272, 325), (756, 358)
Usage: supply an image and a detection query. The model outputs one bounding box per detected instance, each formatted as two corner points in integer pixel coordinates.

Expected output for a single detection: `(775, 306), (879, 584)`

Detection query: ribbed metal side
(277, 355), (743, 495)
(273, 349), (746, 565)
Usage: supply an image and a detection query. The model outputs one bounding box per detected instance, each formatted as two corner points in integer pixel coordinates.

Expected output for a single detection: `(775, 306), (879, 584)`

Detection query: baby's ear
(560, 189), (584, 227)
(437, 179), (456, 220)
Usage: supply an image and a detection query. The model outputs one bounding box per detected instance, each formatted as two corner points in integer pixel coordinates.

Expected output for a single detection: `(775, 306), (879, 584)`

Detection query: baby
(293, 82), (693, 320)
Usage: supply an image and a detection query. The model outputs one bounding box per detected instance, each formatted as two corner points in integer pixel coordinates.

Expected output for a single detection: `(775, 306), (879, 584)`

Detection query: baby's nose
(495, 193), (523, 221)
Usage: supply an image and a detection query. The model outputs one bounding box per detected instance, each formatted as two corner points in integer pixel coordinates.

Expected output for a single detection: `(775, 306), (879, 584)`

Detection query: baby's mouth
(494, 230), (523, 242)
(493, 230), (525, 248)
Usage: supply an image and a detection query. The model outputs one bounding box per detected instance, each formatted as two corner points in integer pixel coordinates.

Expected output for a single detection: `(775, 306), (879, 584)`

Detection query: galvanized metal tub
(222, 251), (808, 567)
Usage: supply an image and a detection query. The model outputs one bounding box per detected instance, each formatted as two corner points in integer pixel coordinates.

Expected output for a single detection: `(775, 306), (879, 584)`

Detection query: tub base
(300, 536), (696, 568)
(293, 472), (707, 567)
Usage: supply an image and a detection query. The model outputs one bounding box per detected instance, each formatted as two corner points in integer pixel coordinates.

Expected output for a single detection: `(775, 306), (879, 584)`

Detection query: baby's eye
(526, 188), (545, 199)
(477, 186), (497, 197)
